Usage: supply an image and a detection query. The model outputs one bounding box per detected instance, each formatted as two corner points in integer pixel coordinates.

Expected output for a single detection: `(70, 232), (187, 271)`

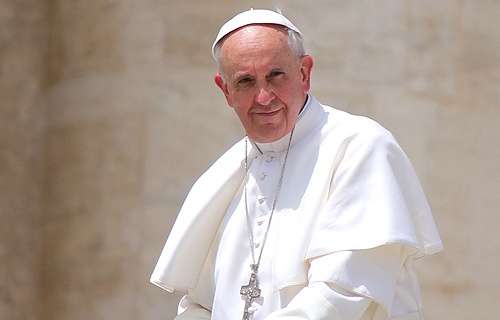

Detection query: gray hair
(213, 27), (306, 73)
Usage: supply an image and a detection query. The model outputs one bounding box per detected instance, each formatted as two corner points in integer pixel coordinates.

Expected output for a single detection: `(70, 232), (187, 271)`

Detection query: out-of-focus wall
(1, 1), (499, 320)
(40, 1), (243, 319)
(0, 1), (47, 319)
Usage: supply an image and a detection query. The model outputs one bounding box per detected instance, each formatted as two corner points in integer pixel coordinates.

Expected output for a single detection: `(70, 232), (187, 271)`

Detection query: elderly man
(151, 9), (442, 320)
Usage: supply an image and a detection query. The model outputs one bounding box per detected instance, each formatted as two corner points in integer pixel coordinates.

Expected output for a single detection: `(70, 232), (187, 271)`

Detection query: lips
(254, 108), (282, 116)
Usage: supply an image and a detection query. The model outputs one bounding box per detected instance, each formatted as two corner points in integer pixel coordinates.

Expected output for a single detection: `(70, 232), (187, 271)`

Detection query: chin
(253, 136), (277, 143)
(252, 126), (289, 143)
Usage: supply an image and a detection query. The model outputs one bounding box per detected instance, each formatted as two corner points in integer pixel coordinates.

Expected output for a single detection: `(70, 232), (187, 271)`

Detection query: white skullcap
(211, 8), (302, 59)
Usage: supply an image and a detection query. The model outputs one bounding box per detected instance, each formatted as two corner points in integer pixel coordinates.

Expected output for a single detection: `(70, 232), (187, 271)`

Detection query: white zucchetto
(211, 8), (302, 59)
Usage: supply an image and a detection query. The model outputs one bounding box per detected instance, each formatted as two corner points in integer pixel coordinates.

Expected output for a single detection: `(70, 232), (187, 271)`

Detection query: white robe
(151, 96), (443, 319)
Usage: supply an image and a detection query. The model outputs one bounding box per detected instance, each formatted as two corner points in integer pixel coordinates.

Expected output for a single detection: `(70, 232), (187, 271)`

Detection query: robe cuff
(314, 282), (371, 319)
(308, 244), (404, 317)
(265, 281), (370, 320)
(175, 295), (211, 320)
(265, 285), (342, 320)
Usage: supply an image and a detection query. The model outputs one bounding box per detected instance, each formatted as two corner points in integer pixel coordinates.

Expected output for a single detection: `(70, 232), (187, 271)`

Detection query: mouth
(254, 108), (282, 116)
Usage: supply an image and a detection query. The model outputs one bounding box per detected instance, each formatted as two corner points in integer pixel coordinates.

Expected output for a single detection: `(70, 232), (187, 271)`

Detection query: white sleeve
(313, 282), (371, 319)
(308, 244), (405, 315)
(266, 245), (405, 320)
(174, 295), (211, 320)
(264, 281), (370, 320)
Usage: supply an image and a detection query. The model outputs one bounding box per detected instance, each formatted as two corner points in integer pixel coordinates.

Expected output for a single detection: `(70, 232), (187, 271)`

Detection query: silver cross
(240, 264), (261, 320)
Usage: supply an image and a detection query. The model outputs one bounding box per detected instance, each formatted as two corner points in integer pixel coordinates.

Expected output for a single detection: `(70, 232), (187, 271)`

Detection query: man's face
(215, 25), (313, 143)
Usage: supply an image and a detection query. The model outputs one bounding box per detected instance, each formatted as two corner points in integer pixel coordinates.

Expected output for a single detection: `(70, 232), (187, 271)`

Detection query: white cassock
(150, 95), (443, 320)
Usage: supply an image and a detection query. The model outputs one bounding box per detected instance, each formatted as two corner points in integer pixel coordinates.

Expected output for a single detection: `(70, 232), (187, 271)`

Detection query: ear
(214, 73), (233, 107)
(299, 55), (314, 92)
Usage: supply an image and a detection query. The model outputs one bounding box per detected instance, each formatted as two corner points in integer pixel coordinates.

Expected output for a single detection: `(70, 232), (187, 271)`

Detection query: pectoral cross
(240, 264), (261, 320)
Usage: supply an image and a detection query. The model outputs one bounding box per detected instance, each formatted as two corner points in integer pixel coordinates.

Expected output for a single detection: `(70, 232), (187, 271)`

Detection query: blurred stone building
(1, 1), (499, 319)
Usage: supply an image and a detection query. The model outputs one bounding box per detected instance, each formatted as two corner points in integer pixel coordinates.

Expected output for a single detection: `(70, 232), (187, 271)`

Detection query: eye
(237, 77), (254, 86)
(268, 70), (284, 79)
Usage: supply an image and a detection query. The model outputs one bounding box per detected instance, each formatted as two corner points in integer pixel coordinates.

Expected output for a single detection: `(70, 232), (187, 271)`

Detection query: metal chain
(243, 128), (295, 271)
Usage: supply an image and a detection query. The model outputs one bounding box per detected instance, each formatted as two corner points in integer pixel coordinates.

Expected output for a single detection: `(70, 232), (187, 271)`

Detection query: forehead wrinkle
(219, 25), (293, 78)
(223, 24), (288, 50)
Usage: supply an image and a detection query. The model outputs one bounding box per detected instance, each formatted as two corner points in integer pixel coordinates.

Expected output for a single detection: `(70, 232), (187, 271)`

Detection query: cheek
(274, 83), (300, 104)
(231, 90), (255, 109)
(274, 74), (303, 95)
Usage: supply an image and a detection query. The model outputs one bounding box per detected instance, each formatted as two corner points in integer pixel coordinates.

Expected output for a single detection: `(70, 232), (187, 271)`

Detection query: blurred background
(1, 1), (499, 319)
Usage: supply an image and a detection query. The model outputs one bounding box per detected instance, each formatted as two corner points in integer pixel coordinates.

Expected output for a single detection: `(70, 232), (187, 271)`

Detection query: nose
(255, 86), (275, 106)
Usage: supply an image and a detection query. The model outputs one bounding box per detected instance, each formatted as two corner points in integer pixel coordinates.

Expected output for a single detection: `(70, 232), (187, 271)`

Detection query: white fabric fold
(265, 284), (341, 320)
(313, 282), (371, 320)
(305, 124), (442, 259)
(308, 245), (404, 317)
(175, 295), (211, 320)
(149, 140), (247, 293)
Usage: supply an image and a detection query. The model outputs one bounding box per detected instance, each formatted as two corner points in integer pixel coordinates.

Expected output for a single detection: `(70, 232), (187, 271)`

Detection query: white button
(258, 197), (265, 204)
(257, 220), (264, 226)
(260, 173), (267, 180)
(265, 155), (274, 163)
(254, 243), (260, 248)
